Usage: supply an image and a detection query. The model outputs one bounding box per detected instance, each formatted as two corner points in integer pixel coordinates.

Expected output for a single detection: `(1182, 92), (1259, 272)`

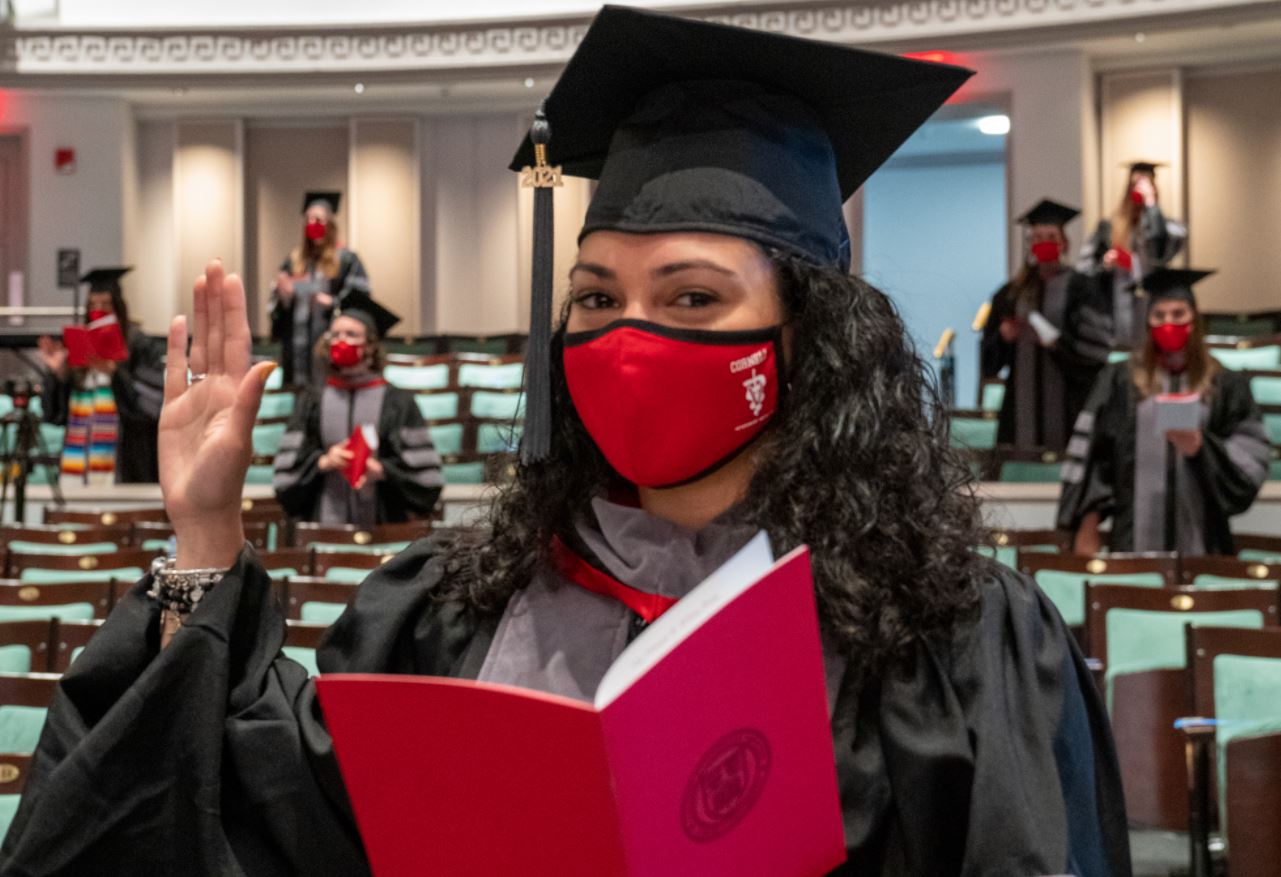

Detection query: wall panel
(175, 121), (243, 323)
(350, 118), (418, 333)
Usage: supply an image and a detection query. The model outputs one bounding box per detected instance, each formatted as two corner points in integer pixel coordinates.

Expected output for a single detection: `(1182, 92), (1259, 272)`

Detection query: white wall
(0, 92), (129, 312)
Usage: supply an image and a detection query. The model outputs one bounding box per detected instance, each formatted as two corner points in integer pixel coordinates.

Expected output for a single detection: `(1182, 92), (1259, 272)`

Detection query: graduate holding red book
(3, 8), (1130, 876)
(35, 266), (166, 483)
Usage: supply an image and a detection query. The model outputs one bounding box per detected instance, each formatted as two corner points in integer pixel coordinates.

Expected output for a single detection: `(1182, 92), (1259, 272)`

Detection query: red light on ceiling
(903, 51), (957, 65)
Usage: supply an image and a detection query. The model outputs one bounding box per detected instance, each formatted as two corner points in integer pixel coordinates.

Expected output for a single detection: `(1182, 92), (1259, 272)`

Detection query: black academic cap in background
(509, 4), (973, 270)
(1142, 267), (1215, 307)
(335, 290), (400, 338)
(1018, 199), (1080, 228)
(1125, 160), (1167, 176)
(302, 191), (342, 215)
(79, 266), (132, 292)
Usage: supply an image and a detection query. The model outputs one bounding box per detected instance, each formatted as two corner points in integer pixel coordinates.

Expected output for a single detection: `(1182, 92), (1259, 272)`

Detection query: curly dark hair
(447, 251), (987, 679)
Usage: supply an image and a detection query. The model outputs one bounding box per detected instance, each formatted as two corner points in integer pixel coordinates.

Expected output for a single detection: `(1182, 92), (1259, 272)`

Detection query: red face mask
(87, 310), (112, 323)
(563, 320), (784, 489)
(1150, 321), (1192, 354)
(305, 221), (327, 242)
(1030, 241), (1061, 265)
(329, 340), (364, 368)
(1129, 188), (1146, 207)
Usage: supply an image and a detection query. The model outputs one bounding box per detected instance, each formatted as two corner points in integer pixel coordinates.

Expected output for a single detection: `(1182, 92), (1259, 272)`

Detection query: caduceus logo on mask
(743, 370), (768, 418)
(680, 728), (772, 842)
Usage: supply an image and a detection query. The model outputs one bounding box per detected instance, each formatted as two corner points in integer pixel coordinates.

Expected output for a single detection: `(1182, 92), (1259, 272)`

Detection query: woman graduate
(272, 292), (444, 525)
(1078, 162), (1188, 349)
(1, 9), (1130, 877)
(35, 266), (166, 483)
(980, 199), (1111, 451)
(268, 191), (372, 386)
(1059, 267), (1269, 555)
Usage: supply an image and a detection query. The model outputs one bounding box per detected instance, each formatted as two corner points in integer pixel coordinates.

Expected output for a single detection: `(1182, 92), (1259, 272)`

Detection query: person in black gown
(2, 9), (1130, 876)
(268, 191), (372, 387)
(980, 199), (1110, 451)
(1058, 267), (1268, 555)
(272, 293), (443, 525)
(35, 267), (165, 483)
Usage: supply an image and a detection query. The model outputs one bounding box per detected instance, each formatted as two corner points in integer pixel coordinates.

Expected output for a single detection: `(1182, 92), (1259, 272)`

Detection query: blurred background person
(268, 191), (372, 387)
(1058, 267), (1267, 555)
(1078, 161), (1187, 349)
(35, 267), (165, 483)
(273, 292), (442, 525)
(980, 199), (1110, 451)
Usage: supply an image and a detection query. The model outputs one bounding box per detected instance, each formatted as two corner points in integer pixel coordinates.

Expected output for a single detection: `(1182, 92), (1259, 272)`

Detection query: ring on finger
(189, 372), (208, 385)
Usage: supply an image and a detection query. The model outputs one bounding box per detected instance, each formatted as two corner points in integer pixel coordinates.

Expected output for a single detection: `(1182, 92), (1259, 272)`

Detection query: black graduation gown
(979, 270), (1110, 450)
(1057, 362), (1269, 554)
(1, 539), (1131, 876)
(272, 384), (443, 524)
(38, 326), (165, 483)
(268, 249), (370, 387)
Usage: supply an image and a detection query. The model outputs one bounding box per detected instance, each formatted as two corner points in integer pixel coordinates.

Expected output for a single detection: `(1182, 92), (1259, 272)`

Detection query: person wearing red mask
(1077, 162), (1187, 349)
(269, 191), (372, 386)
(271, 291), (442, 525)
(3, 10), (1129, 877)
(980, 199), (1110, 451)
(35, 266), (166, 483)
(1059, 267), (1267, 555)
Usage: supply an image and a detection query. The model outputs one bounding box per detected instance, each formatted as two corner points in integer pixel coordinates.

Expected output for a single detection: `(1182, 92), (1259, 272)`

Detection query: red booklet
(62, 314), (127, 367)
(316, 535), (846, 876)
(341, 425), (376, 488)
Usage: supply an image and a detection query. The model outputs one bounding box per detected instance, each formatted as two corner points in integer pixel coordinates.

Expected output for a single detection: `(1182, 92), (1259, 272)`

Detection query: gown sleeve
(376, 389), (444, 520)
(269, 255), (293, 345)
(832, 563), (1131, 876)
(0, 537), (474, 875)
(1192, 370), (1269, 517)
(1057, 271), (1113, 369)
(334, 250), (372, 304)
(111, 329), (166, 427)
(272, 389), (326, 520)
(1076, 221), (1111, 274)
(1138, 205), (1187, 268)
(1057, 363), (1124, 532)
(36, 367), (71, 428)
(979, 284), (1015, 379)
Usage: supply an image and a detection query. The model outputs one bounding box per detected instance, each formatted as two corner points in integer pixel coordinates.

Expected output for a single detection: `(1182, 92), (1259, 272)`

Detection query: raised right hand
(160, 260), (275, 569)
(1101, 248), (1119, 271)
(998, 319), (1021, 343)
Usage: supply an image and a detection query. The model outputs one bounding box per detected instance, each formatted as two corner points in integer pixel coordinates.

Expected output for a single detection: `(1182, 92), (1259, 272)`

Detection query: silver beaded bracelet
(147, 556), (227, 616)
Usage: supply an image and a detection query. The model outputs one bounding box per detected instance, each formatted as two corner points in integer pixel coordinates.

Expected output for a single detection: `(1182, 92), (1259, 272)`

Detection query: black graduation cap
(1017, 199), (1079, 228)
(511, 6), (971, 269)
(79, 266), (132, 292)
(302, 191), (342, 215)
(1125, 160), (1166, 176)
(509, 5), (973, 461)
(1141, 267), (1215, 306)
(335, 290), (400, 339)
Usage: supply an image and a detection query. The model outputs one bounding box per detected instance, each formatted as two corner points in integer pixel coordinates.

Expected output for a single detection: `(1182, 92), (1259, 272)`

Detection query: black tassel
(521, 103), (556, 464)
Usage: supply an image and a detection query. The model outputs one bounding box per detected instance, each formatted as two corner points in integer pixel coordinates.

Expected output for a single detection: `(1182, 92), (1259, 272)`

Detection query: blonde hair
(289, 214), (341, 279)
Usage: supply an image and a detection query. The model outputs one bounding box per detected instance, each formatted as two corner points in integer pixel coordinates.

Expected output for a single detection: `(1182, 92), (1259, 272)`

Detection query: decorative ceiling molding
(2, 0), (1278, 80)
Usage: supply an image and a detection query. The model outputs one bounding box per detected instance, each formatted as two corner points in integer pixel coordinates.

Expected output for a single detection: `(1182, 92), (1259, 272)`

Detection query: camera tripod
(0, 380), (65, 524)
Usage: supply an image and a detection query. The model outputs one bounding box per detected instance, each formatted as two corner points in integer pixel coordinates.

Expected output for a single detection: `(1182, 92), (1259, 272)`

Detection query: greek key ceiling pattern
(0, 0), (1270, 77)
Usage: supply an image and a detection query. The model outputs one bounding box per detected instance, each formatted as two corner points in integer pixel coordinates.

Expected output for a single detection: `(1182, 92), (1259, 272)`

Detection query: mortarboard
(1125, 160), (1167, 176)
(1141, 267), (1214, 307)
(79, 266), (132, 292)
(302, 191), (342, 215)
(510, 5), (973, 462)
(334, 290), (400, 339)
(1018, 199), (1079, 228)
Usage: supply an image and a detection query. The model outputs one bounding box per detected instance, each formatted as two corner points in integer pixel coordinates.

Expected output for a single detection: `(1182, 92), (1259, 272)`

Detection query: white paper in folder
(1026, 310), (1061, 347)
(1155, 392), (1201, 433)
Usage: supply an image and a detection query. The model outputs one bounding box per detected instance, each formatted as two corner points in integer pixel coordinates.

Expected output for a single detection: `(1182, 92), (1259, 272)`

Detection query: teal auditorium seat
(311, 542), (412, 555)
(384, 364), (451, 391)
(5, 541), (117, 557)
(1035, 571), (1165, 627)
(1249, 375), (1281, 405)
(949, 415), (998, 451)
(0, 706), (45, 752)
(428, 423), (464, 455)
(244, 464), (275, 485)
(457, 363), (524, 390)
(300, 603), (346, 624)
(252, 423), (287, 457)
(998, 460), (1062, 483)
(1213, 345), (1281, 371)
(256, 392), (296, 420)
(980, 382), (1004, 412)
(282, 646), (320, 676)
(321, 568), (369, 584)
(469, 391), (524, 420)
(0, 604), (94, 623)
(0, 648), (30, 674)
(18, 568), (142, 584)
(1107, 350), (1130, 364)
(477, 422), (522, 454)
(263, 364), (285, 391)
(1212, 654), (1281, 839)
(442, 461), (486, 484)
(415, 392), (460, 421)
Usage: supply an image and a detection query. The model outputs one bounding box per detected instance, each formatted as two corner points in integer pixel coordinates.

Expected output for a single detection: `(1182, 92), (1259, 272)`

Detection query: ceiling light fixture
(977, 114), (1010, 136)
(354, 82), (366, 94)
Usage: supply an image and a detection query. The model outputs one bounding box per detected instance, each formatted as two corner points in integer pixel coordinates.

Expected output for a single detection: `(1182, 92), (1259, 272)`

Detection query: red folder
(1114, 248), (1134, 273)
(62, 315), (127, 367)
(316, 537), (846, 877)
(341, 425), (375, 488)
